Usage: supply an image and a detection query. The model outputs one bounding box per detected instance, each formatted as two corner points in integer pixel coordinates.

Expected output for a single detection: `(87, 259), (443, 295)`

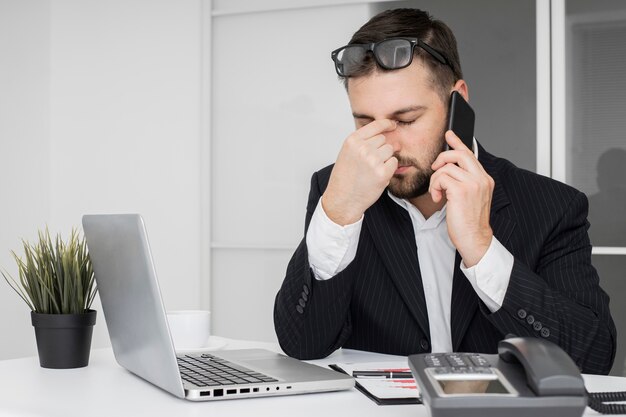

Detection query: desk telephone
(408, 337), (626, 417)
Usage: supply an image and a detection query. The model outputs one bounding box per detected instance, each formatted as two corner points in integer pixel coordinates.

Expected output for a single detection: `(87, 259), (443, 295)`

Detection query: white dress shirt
(306, 140), (514, 353)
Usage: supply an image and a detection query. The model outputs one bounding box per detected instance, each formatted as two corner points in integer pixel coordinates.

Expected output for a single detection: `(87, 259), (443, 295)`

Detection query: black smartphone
(446, 91), (475, 151)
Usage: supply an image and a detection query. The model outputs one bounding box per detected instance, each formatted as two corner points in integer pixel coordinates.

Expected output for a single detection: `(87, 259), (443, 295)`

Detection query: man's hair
(343, 8), (463, 100)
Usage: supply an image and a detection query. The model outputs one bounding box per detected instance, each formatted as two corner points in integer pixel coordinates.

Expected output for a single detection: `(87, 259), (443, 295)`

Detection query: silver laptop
(82, 214), (353, 401)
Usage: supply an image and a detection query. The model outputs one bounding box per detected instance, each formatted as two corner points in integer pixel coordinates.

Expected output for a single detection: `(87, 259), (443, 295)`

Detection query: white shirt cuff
(460, 236), (514, 312)
(306, 197), (363, 281)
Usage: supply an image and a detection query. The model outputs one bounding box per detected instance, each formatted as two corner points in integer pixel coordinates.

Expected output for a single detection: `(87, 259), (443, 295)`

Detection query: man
(273, 8), (616, 374)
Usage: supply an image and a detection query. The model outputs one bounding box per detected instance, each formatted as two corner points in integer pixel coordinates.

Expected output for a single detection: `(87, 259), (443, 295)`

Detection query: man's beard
(388, 136), (447, 199)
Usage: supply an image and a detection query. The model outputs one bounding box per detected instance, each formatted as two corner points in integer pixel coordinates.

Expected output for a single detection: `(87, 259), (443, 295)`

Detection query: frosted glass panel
(211, 248), (293, 343)
(211, 6), (369, 246)
(566, 0), (626, 377)
(566, 2), (626, 247)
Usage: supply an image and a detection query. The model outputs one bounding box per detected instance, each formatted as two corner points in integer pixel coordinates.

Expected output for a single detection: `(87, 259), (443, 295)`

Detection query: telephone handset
(498, 337), (584, 397)
(408, 337), (626, 417)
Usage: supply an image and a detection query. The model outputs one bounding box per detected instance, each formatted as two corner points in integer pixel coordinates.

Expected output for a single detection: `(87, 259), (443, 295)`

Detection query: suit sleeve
(273, 171), (356, 360)
(481, 191), (617, 374)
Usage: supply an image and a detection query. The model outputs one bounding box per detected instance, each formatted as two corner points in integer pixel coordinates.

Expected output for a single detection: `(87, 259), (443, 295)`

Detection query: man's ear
(452, 79), (469, 102)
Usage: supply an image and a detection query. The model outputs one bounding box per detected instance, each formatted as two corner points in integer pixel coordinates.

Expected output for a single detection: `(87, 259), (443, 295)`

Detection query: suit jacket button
(301, 291), (308, 302)
(533, 321), (542, 331)
(526, 315), (535, 325)
(420, 339), (429, 351)
(541, 328), (550, 338)
(298, 298), (306, 308)
(296, 305), (304, 314)
(303, 285), (310, 295)
(517, 309), (527, 319)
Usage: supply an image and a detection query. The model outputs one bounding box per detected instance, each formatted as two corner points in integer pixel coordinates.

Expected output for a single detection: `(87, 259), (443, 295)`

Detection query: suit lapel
(480, 145), (516, 247)
(365, 194), (430, 339)
(451, 144), (516, 350)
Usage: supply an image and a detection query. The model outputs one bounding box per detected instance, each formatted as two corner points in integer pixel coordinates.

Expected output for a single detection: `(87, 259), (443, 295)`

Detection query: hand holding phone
(431, 90), (493, 267)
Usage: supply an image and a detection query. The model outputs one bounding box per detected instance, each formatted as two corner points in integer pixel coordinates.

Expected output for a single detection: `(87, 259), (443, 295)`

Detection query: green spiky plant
(2, 228), (97, 314)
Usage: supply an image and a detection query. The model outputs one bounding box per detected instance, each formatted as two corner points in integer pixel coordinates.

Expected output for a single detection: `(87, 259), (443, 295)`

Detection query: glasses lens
(335, 45), (367, 76)
(375, 39), (413, 69)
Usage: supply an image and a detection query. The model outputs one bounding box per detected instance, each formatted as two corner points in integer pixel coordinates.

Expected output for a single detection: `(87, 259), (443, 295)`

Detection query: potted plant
(2, 228), (97, 369)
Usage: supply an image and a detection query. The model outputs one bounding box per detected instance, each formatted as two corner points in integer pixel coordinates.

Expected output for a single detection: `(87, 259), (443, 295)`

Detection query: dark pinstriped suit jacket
(273, 143), (617, 374)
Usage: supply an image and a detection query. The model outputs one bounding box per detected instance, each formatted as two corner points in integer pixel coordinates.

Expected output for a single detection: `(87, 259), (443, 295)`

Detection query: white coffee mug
(166, 310), (211, 350)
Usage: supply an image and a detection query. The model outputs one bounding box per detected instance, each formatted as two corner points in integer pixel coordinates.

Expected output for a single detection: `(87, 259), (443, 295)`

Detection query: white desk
(1, 337), (625, 417)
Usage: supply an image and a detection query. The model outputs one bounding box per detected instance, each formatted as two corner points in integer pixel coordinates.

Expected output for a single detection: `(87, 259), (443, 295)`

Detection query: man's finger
(432, 151), (479, 172)
(353, 119), (397, 141)
(444, 129), (470, 151)
(383, 156), (399, 177)
(432, 132), (480, 173)
(429, 173), (458, 203)
(377, 143), (394, 163)
(366, 134), (387, 149)
(431, 162), (471, 183)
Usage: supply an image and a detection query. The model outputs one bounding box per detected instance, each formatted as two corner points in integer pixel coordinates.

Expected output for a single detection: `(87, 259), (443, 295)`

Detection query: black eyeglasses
(331, 37), (451, 77)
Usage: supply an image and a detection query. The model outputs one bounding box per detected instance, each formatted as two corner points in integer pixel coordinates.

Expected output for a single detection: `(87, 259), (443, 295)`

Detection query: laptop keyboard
(177, 353), (279, 388)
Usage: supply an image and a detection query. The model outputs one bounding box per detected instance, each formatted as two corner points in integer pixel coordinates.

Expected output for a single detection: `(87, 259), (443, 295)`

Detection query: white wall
(210, 3), (372, 342)
(0, 0), (51, 360)
(48, 0), (204, 307)
(0, 0), (206, 359)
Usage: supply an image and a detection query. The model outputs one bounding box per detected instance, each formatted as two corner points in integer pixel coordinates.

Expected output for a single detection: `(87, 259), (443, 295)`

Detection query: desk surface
(1, 337), (625, 417)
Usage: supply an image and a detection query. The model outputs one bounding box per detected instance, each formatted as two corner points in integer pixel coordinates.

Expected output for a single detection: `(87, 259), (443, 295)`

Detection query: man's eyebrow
(352, 105), (427, 120)
(391, 105), (426, 116)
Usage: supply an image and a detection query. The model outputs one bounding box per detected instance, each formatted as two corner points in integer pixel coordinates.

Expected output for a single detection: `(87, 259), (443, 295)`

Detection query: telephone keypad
(424, 353), (492, 369)
(469, 355), (490, 367)
(431, 367), (495, 375)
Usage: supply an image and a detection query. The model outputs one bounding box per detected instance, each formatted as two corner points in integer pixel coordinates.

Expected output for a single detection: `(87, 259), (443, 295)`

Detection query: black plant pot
(31, 309), (97, 369)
